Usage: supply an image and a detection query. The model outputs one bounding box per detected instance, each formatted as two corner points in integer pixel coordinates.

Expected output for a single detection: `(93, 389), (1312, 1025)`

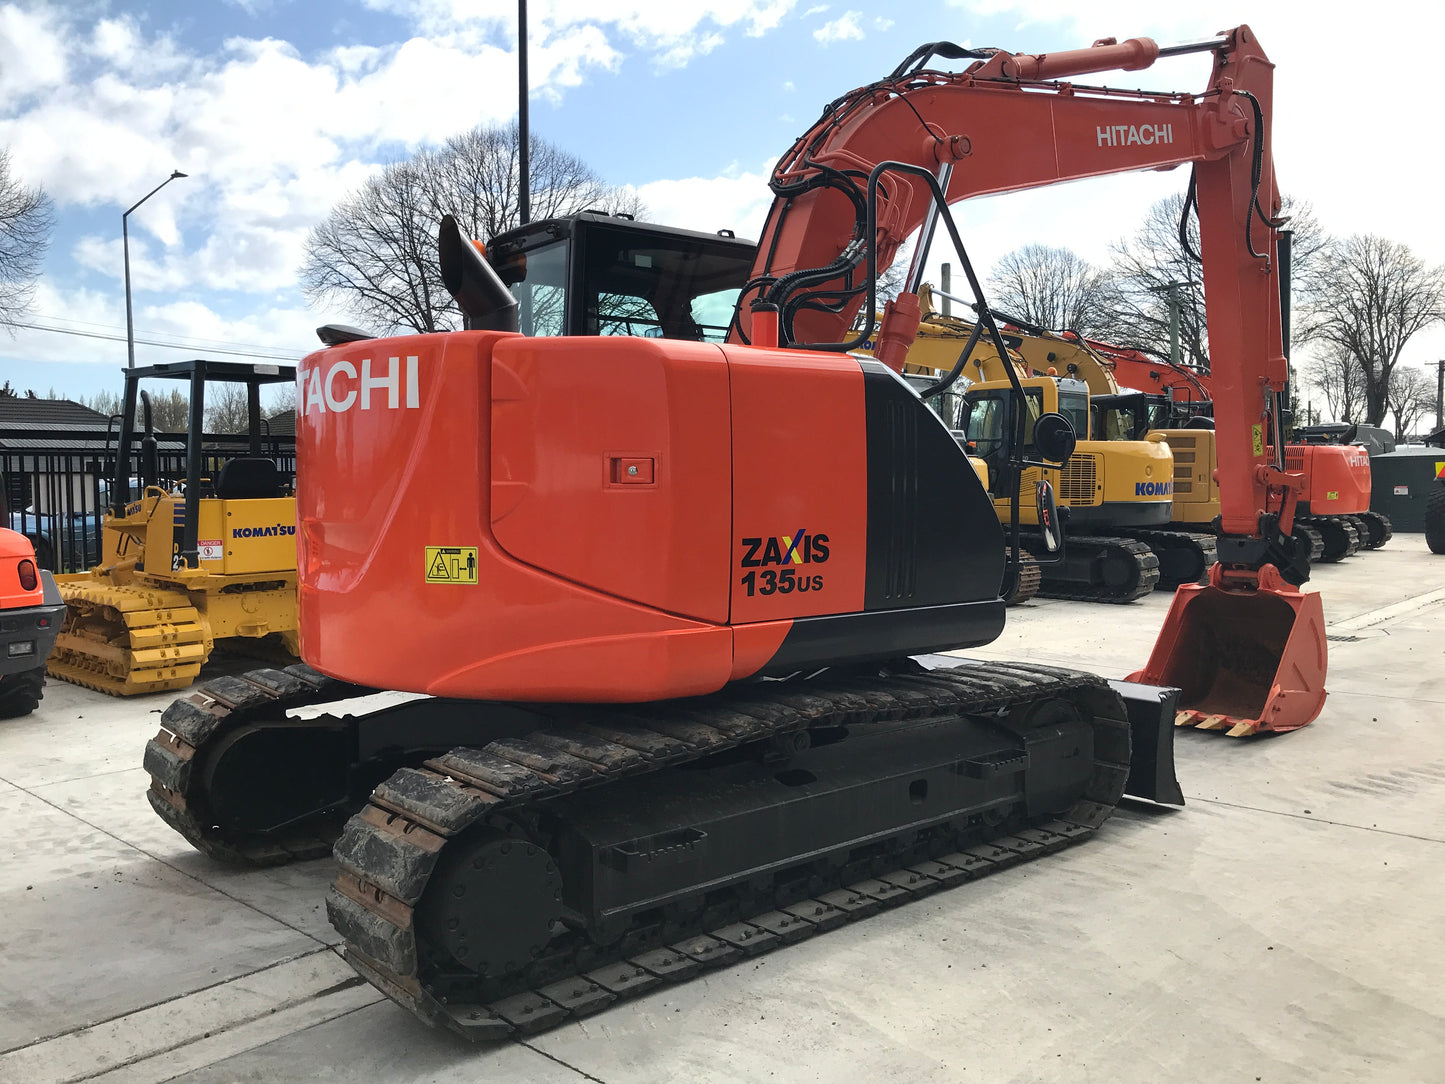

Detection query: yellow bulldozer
(48, 360), (300, 696)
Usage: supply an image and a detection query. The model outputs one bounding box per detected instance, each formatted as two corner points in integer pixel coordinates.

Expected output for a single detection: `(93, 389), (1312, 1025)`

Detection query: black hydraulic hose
(1234, 89), (1285, 262)
(918, 320), (985, 399)
(1178, 168), (1201, 263)
(887, 41), (995, 80)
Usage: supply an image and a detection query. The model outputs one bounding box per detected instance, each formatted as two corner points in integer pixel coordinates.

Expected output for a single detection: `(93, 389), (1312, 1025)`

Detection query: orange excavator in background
(1093, 339), (1390, 560)
(144, 27), (1323, 1038)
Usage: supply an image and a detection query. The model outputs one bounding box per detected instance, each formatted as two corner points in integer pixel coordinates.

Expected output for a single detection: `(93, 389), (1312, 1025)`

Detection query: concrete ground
(2, 536), (1443, 1084)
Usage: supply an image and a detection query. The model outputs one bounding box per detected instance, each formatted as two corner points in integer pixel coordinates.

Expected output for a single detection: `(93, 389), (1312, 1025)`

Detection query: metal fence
(1, 427), (295, 573)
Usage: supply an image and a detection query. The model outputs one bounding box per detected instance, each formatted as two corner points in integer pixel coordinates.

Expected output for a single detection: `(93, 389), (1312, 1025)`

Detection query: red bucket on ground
(1128, 563), (1327, 737)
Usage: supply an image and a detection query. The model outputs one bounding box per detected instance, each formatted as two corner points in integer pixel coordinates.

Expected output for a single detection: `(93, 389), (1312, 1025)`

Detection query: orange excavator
(1091, 339), (1389, 560)
(144, 27), (1323, 1037)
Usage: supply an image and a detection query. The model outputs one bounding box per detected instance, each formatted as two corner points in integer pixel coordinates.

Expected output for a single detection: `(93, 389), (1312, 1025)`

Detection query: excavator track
(1006, 547), (1041, 605)
(1352, 514), (1387, 552)
(325, 661), (1134, 1041)
(144, 664), (376, 864)
(49, 580), (211, 696)
(1027, 534), (1160, 603)
(1347, 512), (1391, 550)
(1117, 529), (1218, 589)
(1297, 515), (1360, 563)
(1295, 524), (1325, 563)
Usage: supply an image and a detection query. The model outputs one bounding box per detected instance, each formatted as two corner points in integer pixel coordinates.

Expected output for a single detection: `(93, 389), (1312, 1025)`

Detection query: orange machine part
(0, 528), (44, 610)
(296, 331), (875, 702)
(1128, 563), (1327, 737)
(1288, 444), (1371, 514)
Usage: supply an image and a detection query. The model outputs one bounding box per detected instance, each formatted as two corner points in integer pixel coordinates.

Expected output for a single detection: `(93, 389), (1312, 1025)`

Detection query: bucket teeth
(1173, 709), (1261, 738)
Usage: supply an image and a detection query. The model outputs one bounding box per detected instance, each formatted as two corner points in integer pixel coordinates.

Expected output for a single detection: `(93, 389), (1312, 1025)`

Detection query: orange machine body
(297, 332), (1005, 701)
(1100, 346), (1374, 516)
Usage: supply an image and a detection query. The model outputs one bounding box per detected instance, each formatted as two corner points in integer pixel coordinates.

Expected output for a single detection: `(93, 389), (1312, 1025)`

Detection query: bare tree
(1387, 364), (1435, 441)
(0, 149), (53, 329)
(82, 387), (190, 429)
(1099, 192), (1323, 368)
(303, 123), (646, 334)
(204, 384), (250, 433)
(1305, 342), (1368, 422)
(81, 390), (123, 417)
(986, 244), (1113, 335)
(150, 388), (190, 432)
(266, 385), (296, 420)
(1297, 234), (1445, 426)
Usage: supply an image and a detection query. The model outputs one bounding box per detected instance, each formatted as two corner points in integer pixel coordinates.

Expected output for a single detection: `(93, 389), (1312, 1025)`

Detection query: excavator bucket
(1127, 563), (1327, 737)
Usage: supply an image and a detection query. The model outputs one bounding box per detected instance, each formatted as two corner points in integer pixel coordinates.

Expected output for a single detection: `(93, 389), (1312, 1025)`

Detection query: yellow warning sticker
(1251, 425), (1264, 457)
(1326, 490), (1339, 501)
(425, 546), (479, 585)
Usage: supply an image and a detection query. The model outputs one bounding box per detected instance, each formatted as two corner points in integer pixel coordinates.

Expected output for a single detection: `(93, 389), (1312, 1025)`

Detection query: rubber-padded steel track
(1117, 529), (1218, 589)
(145, 664), (373, 864)
(325, 661), (1131, 1041)
(1028, 533), (1160, 603)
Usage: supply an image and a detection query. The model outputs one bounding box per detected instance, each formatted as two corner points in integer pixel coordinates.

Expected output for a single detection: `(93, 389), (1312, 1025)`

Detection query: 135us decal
(739, 528), (829, 596)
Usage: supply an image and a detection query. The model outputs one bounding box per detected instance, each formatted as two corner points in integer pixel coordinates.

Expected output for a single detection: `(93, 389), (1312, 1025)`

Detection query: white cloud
(630, 162), (778, 241)
(804, 4), (828, 15)
(874, 17), (894, 31)
(813, 12), (863, 44)
(0, 3), (68, 107)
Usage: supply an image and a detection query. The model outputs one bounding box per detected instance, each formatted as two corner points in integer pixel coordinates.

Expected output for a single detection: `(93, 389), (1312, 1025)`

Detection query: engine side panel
(489, 336), (733, 625)
(297, 331), (733, 702)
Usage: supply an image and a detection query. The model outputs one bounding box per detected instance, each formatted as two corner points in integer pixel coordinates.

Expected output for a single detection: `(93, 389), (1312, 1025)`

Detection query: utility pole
(518, 0), (530, 225)
(1149, 281), (1186, 368)
(940, 263), (951, 316)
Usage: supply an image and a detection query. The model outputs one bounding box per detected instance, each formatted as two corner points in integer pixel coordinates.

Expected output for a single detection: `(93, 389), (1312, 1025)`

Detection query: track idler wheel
(417, 829), (565, 979)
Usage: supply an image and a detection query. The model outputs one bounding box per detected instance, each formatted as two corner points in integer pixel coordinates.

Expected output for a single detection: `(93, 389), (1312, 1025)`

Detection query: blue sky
(2, 0), (1442, 411)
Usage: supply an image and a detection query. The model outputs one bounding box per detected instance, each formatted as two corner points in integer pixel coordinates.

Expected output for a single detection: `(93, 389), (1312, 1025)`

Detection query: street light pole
(518, 0), (530, 226)
(123, 170), (187, 369)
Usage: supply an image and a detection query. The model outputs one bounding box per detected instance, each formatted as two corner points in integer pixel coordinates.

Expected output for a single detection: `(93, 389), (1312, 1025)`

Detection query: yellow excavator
(48, 360), (300, 695)
(893, 288), (1180, 602)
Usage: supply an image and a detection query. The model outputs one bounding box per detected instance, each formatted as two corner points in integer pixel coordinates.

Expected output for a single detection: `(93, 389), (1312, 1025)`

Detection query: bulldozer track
(50, 580), (211, 697)
(1006, 547), (1041, 605)
(1117, 529), (1218, 589)
(1031, 535), (1160, 603)
(324, 661), (1131, 1041)
(144, 664), (374, 865)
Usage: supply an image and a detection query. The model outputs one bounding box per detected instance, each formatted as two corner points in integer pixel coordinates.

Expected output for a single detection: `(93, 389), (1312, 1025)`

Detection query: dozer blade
(1127, 563), (1326, 737)
(1107, 679), (1184, 804)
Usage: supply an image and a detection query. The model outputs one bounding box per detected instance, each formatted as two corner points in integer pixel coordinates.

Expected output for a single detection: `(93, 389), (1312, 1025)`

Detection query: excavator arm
(735, 27), (1323, 734)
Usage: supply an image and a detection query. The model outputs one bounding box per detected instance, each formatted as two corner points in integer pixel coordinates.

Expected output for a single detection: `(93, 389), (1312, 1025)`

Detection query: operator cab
(960, 377), (1089, 493)
(485, 213), (757, 342)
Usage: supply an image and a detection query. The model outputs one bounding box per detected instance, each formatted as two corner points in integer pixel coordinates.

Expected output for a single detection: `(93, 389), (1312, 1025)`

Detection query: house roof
(267, 408), (296, 436)
(0, 398), (109, 427)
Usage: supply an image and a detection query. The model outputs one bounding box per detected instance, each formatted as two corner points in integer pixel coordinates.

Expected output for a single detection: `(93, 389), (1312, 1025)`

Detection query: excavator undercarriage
(145, 656), (1177, 1040)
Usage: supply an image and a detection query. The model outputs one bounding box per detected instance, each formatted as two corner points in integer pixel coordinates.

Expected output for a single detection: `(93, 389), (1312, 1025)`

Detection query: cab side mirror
(1033, 412), (1076, 464)
(1036, 479), (1064, 554)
